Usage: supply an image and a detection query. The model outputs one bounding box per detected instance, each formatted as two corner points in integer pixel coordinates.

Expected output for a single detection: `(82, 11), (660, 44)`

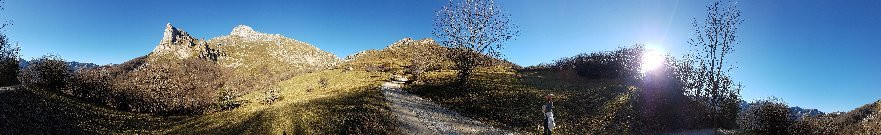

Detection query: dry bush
(630, 56), (717, 133)
(363, 63), (393, 73)
(789, 115), (838, 135)
(828, 100), (881, 134)
(738, 98), (793, 134)
(113, 58), (223, 114)
(18, 55), (70, 91)
(65, 67), (115, 103)
(536, 45), (643, 81)
(219, 69), (260, 102)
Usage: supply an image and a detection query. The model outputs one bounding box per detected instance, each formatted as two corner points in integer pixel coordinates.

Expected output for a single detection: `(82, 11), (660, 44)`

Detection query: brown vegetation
(18, 55), (70, 92)
(112, 58), (223, 114)
(738, 98), (793, 134)
(524, 45), (717, 133)
(0, 11), (17, 87)
(344, 38), (454, 74)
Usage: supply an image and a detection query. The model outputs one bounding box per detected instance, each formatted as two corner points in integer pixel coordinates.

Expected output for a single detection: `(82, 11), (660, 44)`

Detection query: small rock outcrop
(386, 37), (437, 49)
(222, 25), (292, 43)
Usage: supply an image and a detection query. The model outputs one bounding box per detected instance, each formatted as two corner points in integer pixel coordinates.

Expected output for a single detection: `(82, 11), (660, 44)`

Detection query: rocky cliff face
(152, 23), (198, 59)
(149, 23), (222, 62)
(110, 23), (342, 105)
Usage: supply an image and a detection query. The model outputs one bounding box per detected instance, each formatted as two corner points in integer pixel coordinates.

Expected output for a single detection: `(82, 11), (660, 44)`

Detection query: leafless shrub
(434, 0), (519, 85)
(18, 55), (70, 91)
(789, 114), (838, 135)
(738, 97), (792, 134)
(539, 45), (644, 81)
(113, 58), (222, 114)
(679, 1), (744, 129)
(65, 67), (114, 103)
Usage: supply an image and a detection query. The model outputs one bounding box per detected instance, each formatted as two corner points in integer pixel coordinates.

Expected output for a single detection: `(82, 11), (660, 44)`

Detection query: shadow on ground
(0, 85), (396, 134)
(405, 70), (637, 134)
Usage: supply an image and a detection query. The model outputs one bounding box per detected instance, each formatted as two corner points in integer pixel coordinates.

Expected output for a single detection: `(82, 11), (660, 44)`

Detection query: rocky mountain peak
(230, 25), (257, 37)
(207, 24), (340, 70)
(223, 25), (287, 42)
(152, 23), (202, 59)
(160, 23), (188, 44)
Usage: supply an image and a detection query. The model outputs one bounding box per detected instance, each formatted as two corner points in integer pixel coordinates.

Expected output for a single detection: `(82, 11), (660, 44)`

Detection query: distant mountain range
(739, 100), (825, 120)
(18, 58), (99, 71)
(789, 106), (825, 119)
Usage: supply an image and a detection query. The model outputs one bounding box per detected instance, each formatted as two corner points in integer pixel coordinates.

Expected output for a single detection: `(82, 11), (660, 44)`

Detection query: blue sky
(5, 0), (880, 112)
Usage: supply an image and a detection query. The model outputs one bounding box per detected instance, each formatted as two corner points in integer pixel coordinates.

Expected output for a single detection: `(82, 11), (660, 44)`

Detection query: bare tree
(0, 0), (18, 86)
(433, 0), (518, 85)
(680, 1), (743, 129)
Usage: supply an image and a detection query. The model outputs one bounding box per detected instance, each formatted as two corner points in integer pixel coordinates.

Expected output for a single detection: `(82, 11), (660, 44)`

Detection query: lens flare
(641, 46), (666, 73)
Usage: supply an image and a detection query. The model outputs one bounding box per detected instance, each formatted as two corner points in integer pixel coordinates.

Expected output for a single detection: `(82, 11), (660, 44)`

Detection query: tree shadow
(0, 86), (188, 134)
(166, 85), (396, 134)
(0, 85), (397, 134)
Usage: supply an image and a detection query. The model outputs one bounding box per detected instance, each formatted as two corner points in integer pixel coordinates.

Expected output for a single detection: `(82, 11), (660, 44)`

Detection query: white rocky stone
(151, 23), (198, 59)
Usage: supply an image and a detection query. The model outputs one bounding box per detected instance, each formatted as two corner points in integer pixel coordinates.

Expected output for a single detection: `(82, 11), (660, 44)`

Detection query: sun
(640, 45), (666, 73)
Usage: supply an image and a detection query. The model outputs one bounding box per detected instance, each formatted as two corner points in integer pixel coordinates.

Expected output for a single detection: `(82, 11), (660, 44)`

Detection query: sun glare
(640, 45), (666, 73)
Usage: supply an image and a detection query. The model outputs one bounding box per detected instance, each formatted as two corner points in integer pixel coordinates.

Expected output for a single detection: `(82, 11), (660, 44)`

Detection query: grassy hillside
(344, 37), (517, 74)
(343, 37), (453, 73)
(405, 69), (638, 134)
(402, 45), (713, 134)
(209, 25), (340, 83)
(54, 24), (343, 114)
(1, 70), (396, 134)
(791, 100), (881, 134)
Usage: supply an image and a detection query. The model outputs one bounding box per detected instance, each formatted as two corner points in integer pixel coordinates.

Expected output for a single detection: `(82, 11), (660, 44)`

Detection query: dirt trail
(0, 85), (18, 93)
(381, 81), (511, 134)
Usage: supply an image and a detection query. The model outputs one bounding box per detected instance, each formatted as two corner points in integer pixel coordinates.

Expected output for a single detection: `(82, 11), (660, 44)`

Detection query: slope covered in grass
(344, 37), (453, 73)
(54, 24), (342, 114)
(791, 99), (881, 134)
(405, 69), (638, 134)
(344, 37), (517, 74)
(0, 70), (396, 134)
(209, 25), (340, 83)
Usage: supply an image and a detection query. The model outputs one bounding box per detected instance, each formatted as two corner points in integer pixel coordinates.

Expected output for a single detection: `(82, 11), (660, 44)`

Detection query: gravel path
(381, 81), (511, 135)
(0, 85), (18, 94)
